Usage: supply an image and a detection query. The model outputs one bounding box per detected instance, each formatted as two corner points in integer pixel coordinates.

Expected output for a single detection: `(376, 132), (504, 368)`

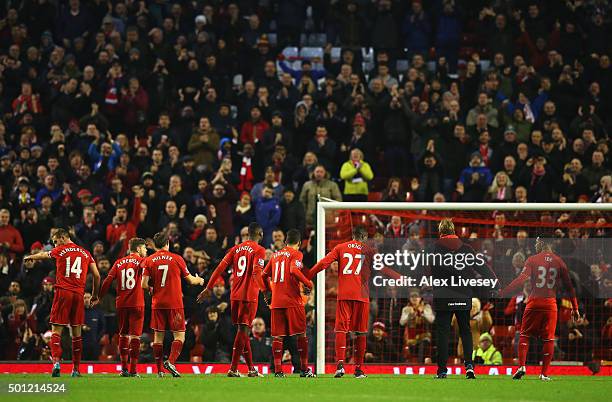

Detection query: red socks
(50, 333), (62, 364)
(518, 335), (529, 367)
(230, 332), (247, 371)
(129, 338), (140, 374)
(119, 336), (130, 370)
(72, 336), (82, 371)
(542, 340), (554, 377)
(297, 336), (309, 371)
(153, 343), (163, 373)
(242, 335), (253, 370)
(169, 340), (183, 365)
(354, 335), (366, 369)
(335, 332), (347, 363)
(272, 339), (283, 373)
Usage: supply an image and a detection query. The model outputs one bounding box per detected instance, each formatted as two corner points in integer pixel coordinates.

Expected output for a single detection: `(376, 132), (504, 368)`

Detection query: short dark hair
(129, 237), (146, 252)
(248, 222), (263, 238)
(153, 232), (169, 249)
(286, 229), (301, 245)
(52, 228), (70, 240)
(352, 225), (368, 241)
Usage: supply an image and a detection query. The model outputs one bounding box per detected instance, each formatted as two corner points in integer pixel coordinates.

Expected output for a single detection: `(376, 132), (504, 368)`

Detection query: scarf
(105, 79), (119, 105)
(523, 103), (535, 123)
(479, 144), (490, 166)
(238, 156), (253, 192)
(190, 227), (203, 241)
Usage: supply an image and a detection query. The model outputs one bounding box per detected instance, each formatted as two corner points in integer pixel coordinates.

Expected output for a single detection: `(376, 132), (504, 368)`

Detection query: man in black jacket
(200, 306), (233, 362)
(280, 189), (305, 234)
(430, 219), (497, 379)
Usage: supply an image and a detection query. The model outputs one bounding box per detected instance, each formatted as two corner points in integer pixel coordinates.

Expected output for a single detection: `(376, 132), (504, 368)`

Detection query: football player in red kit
(141, 232), (205, 377)
(197, 222), (267, 377)
(307, 225), (390, 379)
(24, 228), (101, 377)
(98, 237), (148, 377)
(501, 236), (581, 381)
(262, 229), (316, 378)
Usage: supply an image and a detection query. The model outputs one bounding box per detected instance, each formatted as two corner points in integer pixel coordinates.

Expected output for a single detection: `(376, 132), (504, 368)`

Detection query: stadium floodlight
(314, 201), (612, 375)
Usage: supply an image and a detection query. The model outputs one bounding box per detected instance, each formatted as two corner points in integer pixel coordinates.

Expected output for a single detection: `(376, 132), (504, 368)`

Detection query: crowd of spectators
(0, 0), (611, 366)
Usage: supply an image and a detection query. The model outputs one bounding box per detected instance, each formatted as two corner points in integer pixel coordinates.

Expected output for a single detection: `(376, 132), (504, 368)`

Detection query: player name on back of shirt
(55, 246), (90, 258)
(116, 258), (141, 267)
(152, 254), (173, 262)
(273, 250), (292, 259)
(235, 245), (255, 253)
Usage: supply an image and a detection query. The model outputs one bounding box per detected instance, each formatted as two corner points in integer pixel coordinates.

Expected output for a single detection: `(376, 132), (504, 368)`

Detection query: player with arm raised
(99, 237), (148, 377)
(306, 225), (376, 379)
(500, 235), (581, 381)
(262, 229), (316, 378)
(24, 228), (101, 377)
(141, 232), (204, 377)
(197, 222), (267, 377)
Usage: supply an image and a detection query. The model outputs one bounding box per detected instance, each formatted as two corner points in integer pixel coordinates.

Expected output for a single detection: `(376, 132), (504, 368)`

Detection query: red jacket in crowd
(106, 197), (142, 256)
(0, 224), (25, 259)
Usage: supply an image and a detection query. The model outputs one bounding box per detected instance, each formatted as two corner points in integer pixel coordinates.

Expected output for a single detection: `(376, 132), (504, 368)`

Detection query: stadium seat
(267, 33), (278, 47)
(190, 344), (204, 361)
(491, 325), (515, 359)
(331, 47), (342, 62)
(362, 47), (374, 63)
(304, 33), (325, 47)
(300, 47), (324, 61)
(362, 62), (374, 74)
(230, 105), (238, 119)
(99, 354), (115, 361)
(396, 60), (409, 73)
(282, 47), (300, 61)
(368, 192), (383, 202)
(192, 324), (203, 339)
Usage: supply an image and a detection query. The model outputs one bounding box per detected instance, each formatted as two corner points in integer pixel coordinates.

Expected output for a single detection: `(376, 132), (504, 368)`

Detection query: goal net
(314, 202), (612, 374)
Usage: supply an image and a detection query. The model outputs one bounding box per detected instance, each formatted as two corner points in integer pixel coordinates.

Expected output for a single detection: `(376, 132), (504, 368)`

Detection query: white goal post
(314, 201), (612, 375)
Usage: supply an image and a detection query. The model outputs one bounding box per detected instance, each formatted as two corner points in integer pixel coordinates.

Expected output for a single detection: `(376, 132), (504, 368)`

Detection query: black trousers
(435, 309), (473, 374)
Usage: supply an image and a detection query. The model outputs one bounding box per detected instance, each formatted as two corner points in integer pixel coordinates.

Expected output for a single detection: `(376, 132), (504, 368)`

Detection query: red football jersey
(49, 243), (94, 295)
(142, 250), (189, 309)
(263, 247), (313, 309)
(308, 240), (373, 302)
(502, 251), (578, 311)
(104, 253), (145, 308)
(206, 240), (266, 302)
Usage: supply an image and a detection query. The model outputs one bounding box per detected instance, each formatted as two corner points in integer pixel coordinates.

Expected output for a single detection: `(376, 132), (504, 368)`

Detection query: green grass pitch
(1, 374), (610, 402)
